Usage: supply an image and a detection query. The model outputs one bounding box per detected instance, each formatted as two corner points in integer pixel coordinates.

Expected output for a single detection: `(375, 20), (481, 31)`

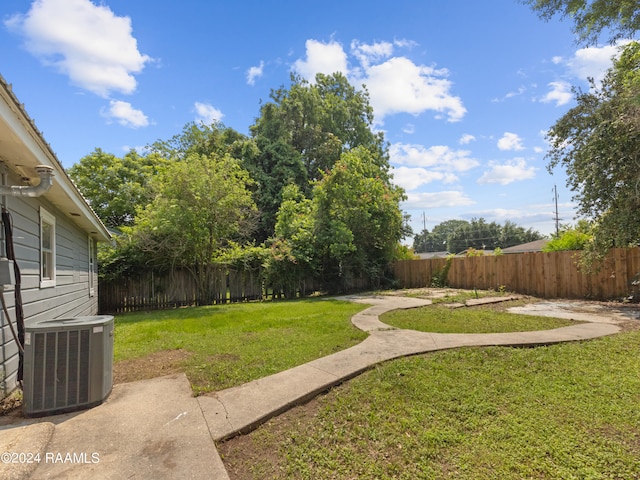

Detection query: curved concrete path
(0, 294), (623, 480)
(197, 295), (621, 443)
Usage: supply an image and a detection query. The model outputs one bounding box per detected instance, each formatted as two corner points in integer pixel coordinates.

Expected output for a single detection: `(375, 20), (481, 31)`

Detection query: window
(40, 207), (56, 288)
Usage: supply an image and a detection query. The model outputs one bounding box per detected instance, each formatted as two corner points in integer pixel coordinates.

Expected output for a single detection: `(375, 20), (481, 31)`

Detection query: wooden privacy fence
(98, 267), (362, 313)
(99, 267), (264, 313)
(392, 247), (640, 300)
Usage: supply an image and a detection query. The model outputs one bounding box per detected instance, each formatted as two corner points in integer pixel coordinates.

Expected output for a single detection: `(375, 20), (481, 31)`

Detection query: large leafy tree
(67, 148), (160, 228)
(413, 219), (543, 253)
(246, 138), (307, 242)
(128, 152), (257, 302)
(413, 220), (470, 253)
(263, 184), (317, 296)
(312, 146), (408, 290)
(248, 73), (388, 240)
(546, 41), (640, 260)
(522, 0), (640, 45)
(148, 121), (256, 161)
(251, 72), (387, 181)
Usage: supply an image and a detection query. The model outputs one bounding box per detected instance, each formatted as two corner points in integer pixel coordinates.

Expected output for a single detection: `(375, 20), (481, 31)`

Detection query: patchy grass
(391, 288), (512, 305)
(219, 331), (640, 479)
(381, 305), (578, 333)
(114, 299), (368, 394)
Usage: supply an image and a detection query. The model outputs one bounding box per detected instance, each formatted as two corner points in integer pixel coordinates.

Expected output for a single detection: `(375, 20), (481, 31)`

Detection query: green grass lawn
(381, 304), (579, 333)
(114, 298), (368, 393)
(220, 330), (640, 479)
(114, 293), (640, 478)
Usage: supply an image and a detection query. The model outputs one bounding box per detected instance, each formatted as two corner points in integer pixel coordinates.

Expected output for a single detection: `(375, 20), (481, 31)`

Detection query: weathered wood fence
(99, 267), (266, 313)
(99, 248), (640, 312)
(98, 267), (357, 313)
(392, 247), (640, 300)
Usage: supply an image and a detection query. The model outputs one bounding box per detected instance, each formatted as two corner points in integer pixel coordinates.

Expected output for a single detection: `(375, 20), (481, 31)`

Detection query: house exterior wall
(0, 169), (97, 395)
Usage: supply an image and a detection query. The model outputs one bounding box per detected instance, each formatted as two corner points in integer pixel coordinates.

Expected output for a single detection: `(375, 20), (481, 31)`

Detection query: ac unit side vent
(23, 315), (114, 417)
(30, 329), (91, 412)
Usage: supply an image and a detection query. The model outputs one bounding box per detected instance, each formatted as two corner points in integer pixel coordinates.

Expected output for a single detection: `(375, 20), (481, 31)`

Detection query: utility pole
(552, 185), (561, 237)
(422, 211), (427, 232)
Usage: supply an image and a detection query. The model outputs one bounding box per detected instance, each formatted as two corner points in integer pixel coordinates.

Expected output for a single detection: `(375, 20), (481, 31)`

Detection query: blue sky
(0, 0), (633, 239)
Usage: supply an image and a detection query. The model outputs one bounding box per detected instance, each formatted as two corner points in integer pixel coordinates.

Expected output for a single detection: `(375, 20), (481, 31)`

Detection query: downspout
(0, 165), (54, 197)
(0, 164), (54, 387)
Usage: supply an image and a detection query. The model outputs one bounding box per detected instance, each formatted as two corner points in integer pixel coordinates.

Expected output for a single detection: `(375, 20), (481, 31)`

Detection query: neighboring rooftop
(501, 238), (549, 254)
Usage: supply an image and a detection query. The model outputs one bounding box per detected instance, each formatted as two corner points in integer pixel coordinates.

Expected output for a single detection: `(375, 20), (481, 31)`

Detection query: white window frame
(88, 236), (95, 297)
(40, 207), (56, 288)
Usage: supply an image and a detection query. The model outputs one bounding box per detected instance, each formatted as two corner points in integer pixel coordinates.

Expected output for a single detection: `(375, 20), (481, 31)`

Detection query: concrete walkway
(197, 295), (621, 443)
(0, 294), (625, 479)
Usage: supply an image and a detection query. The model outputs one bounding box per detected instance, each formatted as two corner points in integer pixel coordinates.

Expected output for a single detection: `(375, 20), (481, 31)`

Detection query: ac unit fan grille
(31, 329), (90, 412)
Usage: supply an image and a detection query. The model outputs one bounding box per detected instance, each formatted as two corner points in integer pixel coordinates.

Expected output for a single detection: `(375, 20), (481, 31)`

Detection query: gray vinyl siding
(0, 178), (98, 395)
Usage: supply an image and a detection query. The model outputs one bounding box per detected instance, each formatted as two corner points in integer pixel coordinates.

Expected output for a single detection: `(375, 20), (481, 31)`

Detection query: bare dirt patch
(113, 349), (192, 384)
(0, 390), (22, 416)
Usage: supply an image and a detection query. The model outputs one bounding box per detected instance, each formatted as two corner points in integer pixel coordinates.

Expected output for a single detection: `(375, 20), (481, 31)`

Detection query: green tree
(413, 220), (469, 253)
(148, 121), (256, 162)
(412, 229), (431, 253)
(129, 152), (257, 302)
(263, 184), (317, 297)
(543, 221), (593, 251)
(417, 218), (543, 254)
(245, 138), (307, 242)
(67, 148), (160, 228)
(312, 147), (407, 290)
(546, 41), (640, 263)
(252, 73), (386, 181)
(448, 218), (501, 253)
(248, 73), (388, 240)
(522, 0), (640, 45)
(499, 220), (544, 248)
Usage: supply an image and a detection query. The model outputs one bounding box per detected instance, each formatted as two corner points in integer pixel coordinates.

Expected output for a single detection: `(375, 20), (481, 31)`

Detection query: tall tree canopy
(148, 121), (256, 162)
(546, 41), (640, 258)
(248, 72), (388, 240)
(268, 146), (408, 293)
(522, 0), (640, 45)
(312, 147), (407, 289)
(67, 148), (160, 228)
(413, 219), (543, 253)
(128, 152), (257, 301)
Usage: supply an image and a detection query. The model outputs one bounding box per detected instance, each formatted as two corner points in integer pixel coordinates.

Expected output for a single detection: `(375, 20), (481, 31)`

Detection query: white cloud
(292, 39), (348, 81)
(390, 143), (479, 172)
(403, 190), (475, 209)
(351, 39), (394, 67)
(459, 134), (476, 145)
(363, 57), (466, 122)
(505, 86), (526, 99)
(566, 41), (630, 83)
(102, 100), (149, 128)
(497, 132), (524, 151)
(477, 158), (536, 185)
(246, 61), (264, 86)
(292, 38), (465, 123)
(392, 166), (458, 191)
(541, 81), (573, 106)
(402, 123), (415, 134)
(6, 0), (151, 97)
(194, 102), (224, 124)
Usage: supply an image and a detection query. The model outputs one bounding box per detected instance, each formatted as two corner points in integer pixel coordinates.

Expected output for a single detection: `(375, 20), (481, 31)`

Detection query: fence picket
(392, 248), (640, 300)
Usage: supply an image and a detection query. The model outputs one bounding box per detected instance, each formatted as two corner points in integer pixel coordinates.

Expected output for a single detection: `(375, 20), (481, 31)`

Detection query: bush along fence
(98, 266), (366, 313)
(392, 247), (640, 300)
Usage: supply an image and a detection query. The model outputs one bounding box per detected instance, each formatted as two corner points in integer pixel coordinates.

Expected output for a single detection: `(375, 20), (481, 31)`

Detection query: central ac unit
(22, 315), (114, 417)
